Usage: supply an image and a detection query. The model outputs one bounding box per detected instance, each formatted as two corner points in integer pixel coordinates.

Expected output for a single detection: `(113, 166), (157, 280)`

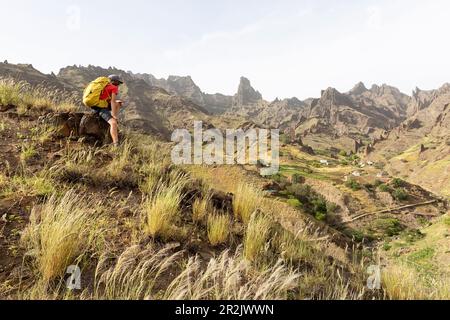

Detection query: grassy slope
(1, 79), (447, 300)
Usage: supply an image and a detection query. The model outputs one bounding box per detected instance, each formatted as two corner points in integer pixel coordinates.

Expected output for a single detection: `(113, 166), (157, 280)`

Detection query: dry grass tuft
(0, 78), (22, 106)
(192, 194), (212, 223)
(243, 212), (272, 262)
(141, 175), (188, 240)
(21, 191), (105, 283)
(207, 214), (230, 246)
(165, 248), (300, 300)
(93, 244), (183, 300)
(382, 263), (449, 300)
(233, 183), (262, 224)
(0, 77), (79, 113)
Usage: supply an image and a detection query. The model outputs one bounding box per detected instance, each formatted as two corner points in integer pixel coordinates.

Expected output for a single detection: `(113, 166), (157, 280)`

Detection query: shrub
(312, 197), (327, 217)
(345, 179), (362, 191)
(207, 214), (230, 247)
(286, 184), (313, 201)
(391, 178), (406, 188)
(392, 188), (409, 201)
(374, 218), (404, 237)
(400, 229), (425, 244)
(287, 198), (302, 208)
(378, 184), (392, 193)
(374, 180), (384, 187)
(291, 174), (305, 184)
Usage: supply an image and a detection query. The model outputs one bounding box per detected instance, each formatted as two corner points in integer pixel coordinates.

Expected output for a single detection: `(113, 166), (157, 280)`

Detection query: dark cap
(108, 74), (124, 84)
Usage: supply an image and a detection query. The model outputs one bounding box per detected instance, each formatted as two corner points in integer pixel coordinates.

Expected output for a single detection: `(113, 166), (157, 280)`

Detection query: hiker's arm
(110, 93), (120, 120)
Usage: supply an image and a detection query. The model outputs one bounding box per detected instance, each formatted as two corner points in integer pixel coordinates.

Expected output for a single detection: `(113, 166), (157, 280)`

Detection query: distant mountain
(1, 61), (447, 153)
(0, 61), (76, 90)
(132, 73), (233, 115)
(368, 83), (450, 197)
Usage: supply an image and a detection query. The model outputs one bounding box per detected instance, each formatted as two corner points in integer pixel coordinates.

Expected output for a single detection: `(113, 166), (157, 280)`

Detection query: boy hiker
(83, 75), (124, 146)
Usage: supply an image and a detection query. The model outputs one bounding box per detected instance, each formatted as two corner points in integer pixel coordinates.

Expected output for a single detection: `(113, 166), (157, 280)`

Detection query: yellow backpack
(83, 77), (111, 108)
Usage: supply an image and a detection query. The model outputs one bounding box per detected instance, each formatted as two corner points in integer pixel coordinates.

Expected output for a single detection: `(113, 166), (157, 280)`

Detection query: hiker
(83, 74), (124, 146)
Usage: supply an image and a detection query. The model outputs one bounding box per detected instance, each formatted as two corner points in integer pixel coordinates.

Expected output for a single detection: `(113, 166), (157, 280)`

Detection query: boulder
(39, 112), (110, 143)
(79, 113), (111, 142)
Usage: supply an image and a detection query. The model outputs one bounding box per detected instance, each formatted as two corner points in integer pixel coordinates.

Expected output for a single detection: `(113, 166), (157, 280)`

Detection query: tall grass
(0, 77), (79, 112)
(382, 264), (449, 300)
(21, 191), (105, 283)
(192, 193), (212, 223)
(93, 244), (183, 300)
(233, 184), (262, 224)
(207, 214), (230, 246)
(244, 213), (272, 262)
(165, 248), (300, 300)
(0, 78), (22, 106)
(141, 176), (187, 240)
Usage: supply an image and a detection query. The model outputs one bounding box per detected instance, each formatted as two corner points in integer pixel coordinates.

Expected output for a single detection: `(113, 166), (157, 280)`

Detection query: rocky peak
(233, 77), (262, 106)
(350, 82), (368, 95)
(319, 87), (351, 106)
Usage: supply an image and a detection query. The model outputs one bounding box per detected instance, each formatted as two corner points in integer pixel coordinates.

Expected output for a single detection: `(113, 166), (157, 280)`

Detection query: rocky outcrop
(39, 112), (110, 143)
(233, 77), (262, 107)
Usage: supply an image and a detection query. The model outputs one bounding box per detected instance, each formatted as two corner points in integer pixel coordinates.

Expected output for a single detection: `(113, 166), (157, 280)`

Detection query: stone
(79, 113), (111, 142)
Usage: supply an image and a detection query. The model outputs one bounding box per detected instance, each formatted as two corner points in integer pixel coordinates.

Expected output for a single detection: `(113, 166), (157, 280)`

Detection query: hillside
(0, 64), (449, 300)
(368, 84), (450, 197)
(0, 81), (379, 300)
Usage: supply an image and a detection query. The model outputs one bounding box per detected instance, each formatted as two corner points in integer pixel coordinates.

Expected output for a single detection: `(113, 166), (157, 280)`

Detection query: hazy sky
(1, 0), (450, 100)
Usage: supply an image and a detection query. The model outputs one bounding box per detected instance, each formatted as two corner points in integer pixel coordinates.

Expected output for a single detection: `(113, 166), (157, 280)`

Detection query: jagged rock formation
(232, 77), (263, 107)
(369, 86), (450, 197)
(133, 73), (233, 115)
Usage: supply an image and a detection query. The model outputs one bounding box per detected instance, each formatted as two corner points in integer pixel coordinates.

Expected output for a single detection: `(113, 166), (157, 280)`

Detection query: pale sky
(1, 0), (450, 100)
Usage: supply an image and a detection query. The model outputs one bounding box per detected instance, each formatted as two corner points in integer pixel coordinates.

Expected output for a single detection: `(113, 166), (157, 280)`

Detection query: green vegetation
(378, 183), (392, 193)
(400, 229), (425, 244)
(339, 150), (348, 157)
(287, 198), (302, 208)
(282, 183), (338, 222)
(444, 216), (450, 227)
(391, 178), (407, 188)
(345, 179), (362, 191)
(392, 188), (409, 201)
(373, 218), (405, 237)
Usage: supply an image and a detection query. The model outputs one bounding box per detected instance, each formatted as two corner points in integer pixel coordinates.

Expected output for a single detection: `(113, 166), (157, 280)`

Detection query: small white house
(367, 161), (374, 166)
(320, 160), (329, 166)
